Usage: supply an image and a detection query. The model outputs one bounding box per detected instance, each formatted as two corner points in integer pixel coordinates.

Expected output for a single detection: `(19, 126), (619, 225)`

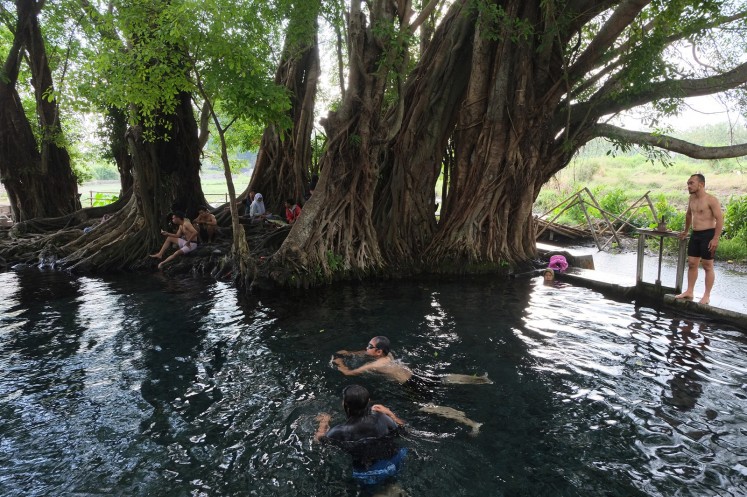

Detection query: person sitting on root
(228, 190), (254, 217)
(193, 205), (217, 243)
(284, 198), (302, 224)
(149, 211), (199, 270)
(249, 193), (268, 222)
(315, 384), (407, 488)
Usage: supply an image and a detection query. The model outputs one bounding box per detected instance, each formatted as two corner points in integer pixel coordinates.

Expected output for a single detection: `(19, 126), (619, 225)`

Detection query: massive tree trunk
(374, 0), (476, 266)
(427, 1), (571, 269)
(0, 0), (80, 222)
(25, 0), (80, 213)
(264, 0), (404, 286)
(57, 92), (205, 271)
(249, 18), (320, 214)
(107, 106), (134, 195)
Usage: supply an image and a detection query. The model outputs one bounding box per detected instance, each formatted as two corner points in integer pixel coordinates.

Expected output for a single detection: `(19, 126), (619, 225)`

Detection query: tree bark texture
(428, 1), (565, 267)
(0, 0), (81, 222)
(250, 27), (321, 214)
(374, 0), (476, 265)
(265, 0), (405, 285)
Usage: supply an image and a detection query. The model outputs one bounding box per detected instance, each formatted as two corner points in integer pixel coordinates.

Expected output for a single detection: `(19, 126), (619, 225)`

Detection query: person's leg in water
(370, 483), (409, 497)
(441, 373), (493, 385)
(418, 404), (482, 436)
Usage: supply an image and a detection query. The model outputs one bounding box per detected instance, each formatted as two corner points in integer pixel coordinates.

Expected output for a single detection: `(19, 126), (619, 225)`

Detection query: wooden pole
(584, 187), (623, 247)
(578, 191), (602, 250)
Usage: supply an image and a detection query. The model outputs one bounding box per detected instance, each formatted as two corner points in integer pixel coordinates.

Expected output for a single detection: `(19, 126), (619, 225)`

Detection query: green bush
(719, 230), (747, 261)
(600, 188), (628, 216)
(91, 192), (119, 207)
(73, 162), (93, 184)
(573, 161), (600, 182)
(723, 195), (747, 239)
(653, 194), (680, 228)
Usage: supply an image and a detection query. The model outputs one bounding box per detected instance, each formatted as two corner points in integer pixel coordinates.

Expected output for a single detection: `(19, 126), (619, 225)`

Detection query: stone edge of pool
(537, 244), (747, 332)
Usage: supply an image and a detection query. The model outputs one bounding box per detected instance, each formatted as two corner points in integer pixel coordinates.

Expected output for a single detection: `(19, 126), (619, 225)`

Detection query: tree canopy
(1, 0), (747, 286)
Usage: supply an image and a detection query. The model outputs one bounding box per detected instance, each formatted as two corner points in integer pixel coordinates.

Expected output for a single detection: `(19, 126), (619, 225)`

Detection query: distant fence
(82, 191), (233, 207)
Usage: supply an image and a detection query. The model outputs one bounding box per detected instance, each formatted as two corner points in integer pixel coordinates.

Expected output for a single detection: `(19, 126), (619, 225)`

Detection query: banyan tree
(0, 0), (81, 222)
(2, 0), (747, 289)
(266, 0), (747, 286)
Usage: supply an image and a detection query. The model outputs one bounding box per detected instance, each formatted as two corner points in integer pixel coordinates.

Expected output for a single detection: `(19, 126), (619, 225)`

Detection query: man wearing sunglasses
(333, 336), (489, 435)
(333, 336), (492, 392)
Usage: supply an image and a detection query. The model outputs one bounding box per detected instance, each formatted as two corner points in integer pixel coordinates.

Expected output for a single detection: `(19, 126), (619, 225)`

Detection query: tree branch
(408, 0), (441, 34)
(591, 123), (747, 159)
(570, 11), (747, 101)
(568, 60), (747, 128)
(567, 0), (651, 83)
(565, 0), (619, 37)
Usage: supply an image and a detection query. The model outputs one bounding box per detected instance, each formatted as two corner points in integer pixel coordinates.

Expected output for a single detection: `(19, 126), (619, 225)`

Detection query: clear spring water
(1, 269), (746, 497)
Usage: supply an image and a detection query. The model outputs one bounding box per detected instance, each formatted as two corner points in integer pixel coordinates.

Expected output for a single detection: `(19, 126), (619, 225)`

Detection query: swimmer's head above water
(342, 384), (370, 417)
(367, 336), (391, 356)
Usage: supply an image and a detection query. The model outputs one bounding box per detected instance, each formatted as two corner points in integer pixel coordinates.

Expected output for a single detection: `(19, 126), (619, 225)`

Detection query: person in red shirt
(284, 198), (302, 224)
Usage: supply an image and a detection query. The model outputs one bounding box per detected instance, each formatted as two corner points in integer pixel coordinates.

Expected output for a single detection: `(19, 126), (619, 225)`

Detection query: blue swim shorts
(351, 447), (407, 485)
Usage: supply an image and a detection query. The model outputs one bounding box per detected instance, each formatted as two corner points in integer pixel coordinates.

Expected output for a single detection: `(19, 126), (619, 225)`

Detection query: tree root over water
(0, 211), (290, 281)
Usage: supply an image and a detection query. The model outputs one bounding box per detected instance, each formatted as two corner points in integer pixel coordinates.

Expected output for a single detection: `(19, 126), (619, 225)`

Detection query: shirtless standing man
(675, 174), (723, 305)
(149, 211), (199, 269)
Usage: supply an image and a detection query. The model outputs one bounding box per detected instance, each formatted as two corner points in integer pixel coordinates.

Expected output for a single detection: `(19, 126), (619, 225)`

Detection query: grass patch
(719, 237), (747, 262)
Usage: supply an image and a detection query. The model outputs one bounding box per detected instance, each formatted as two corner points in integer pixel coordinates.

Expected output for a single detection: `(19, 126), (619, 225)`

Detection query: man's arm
(333, 357), (380, 376)
(335, 349), (366, 356)
(371, 404), (405, 426)
(679, 204), (693, 240)
(315, 413), (332, 441)
(709, 195), (724, 254)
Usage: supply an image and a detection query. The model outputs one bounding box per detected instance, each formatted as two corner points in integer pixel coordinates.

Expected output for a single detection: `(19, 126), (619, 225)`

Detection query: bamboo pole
(535, 196), (581, 238)
(577, 191), (602, 250)
(584, 187), (623, 247)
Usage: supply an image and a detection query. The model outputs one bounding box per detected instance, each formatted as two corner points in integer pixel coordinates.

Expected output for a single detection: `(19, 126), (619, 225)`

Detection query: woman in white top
(249, 193), (266, 220)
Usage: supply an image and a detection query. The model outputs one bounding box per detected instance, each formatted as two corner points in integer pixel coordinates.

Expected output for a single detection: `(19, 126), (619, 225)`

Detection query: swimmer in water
(315, 384), (407, 487)
(333, 336), (493, 388)
(333, 336), (490, 434)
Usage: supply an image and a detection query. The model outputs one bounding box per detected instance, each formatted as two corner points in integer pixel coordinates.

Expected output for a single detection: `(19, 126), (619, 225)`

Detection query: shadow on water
(1, 270), (747, 497)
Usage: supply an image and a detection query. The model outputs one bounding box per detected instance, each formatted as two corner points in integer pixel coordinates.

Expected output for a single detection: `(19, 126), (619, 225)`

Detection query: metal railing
(82, 191), (235, 207)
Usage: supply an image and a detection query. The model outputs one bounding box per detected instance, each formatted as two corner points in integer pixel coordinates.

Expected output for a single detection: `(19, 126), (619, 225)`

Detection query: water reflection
(1, 270), (85, 394)
(662, 319), (710, 411)
(1, 270), (747, 497)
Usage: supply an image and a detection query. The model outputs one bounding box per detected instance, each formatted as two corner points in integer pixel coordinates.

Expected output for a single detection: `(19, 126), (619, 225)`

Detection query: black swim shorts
(403, 374), (439, 396)
(687, 228), (716, 260)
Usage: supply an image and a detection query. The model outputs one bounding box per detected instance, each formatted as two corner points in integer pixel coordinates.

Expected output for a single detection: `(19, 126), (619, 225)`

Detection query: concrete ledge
(556, 267), (637, 299)
(664, 294), (747, 329)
